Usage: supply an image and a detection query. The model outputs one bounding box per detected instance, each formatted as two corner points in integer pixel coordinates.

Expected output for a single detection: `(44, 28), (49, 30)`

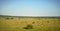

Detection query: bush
(6, 17), (9, 19)
(32, 22), (35, 24)
(23, 24), (33, 29)
(11, 18), (13, 19)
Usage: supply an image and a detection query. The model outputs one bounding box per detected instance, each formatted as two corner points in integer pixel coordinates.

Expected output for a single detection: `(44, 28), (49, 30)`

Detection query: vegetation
(6, 17), (9, 19)
(32, 22), (35, 24)
(23, 24), (33, 29)
(0, 16), (60, 31)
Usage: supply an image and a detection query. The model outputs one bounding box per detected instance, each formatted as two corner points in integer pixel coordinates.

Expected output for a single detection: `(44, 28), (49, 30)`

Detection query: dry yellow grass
(0, 17), (60, 31)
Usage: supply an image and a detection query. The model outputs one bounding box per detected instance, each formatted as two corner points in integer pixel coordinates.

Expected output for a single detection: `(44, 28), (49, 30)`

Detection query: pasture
(0, 16), (60, 31)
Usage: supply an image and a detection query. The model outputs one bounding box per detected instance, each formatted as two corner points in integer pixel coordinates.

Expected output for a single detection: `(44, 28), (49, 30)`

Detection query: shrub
(11, 18), (13, 19)
(23, 24), (33, 29)
(32, 22), (35, 24)
(6, 17), (9, 19)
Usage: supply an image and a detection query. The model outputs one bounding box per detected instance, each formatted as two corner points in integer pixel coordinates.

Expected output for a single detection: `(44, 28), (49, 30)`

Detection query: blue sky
(0, 0), (60, 16)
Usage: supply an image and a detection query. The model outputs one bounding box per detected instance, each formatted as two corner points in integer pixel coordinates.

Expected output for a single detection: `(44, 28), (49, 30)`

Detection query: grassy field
(0, 16), (60, 31)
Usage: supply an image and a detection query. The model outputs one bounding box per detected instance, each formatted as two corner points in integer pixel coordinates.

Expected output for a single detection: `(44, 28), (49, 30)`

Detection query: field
(0, 16), (60, 31)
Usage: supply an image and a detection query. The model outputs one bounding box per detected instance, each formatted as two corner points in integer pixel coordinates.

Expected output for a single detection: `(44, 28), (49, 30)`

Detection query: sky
(0, 0), (60, 16)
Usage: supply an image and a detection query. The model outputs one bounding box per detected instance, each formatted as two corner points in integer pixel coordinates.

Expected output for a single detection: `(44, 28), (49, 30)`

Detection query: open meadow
(0, 16), (60, 31)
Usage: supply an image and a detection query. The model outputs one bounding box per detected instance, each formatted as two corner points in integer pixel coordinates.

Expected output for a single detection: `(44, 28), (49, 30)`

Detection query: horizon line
(0, 15), (60, 17)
